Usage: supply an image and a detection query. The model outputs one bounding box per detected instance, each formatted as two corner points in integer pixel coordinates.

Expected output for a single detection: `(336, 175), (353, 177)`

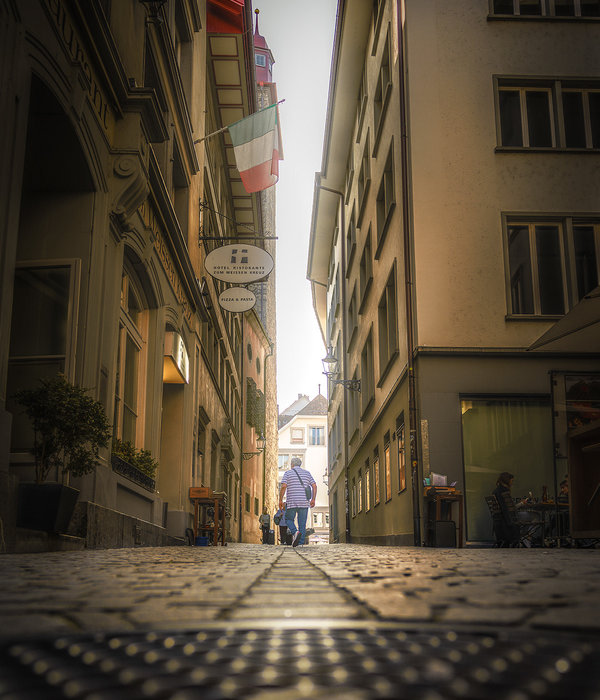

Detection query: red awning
(207, 0), (245, 34)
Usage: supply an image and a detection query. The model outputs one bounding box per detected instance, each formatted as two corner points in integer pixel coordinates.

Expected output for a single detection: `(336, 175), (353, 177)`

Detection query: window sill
(495, 146), (599, 153)
(505, 314), (563, 321)
(488, 14), (600, 21)
(372, 84), (392, 159)
(357, 180), (371, 228)
(377, 349), (399, 388)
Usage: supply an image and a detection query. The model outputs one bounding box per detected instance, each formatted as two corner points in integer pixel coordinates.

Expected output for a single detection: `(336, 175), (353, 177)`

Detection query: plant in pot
(14, 374), (111, 533)
(111, 438), (158, 489)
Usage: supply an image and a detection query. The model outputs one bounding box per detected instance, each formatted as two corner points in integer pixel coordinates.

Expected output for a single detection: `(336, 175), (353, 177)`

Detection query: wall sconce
(322, 346), (361, 391)
(243, 433), (266, 460)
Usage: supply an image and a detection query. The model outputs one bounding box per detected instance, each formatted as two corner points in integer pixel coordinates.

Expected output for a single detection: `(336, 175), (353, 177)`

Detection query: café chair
(485, 494), (542, 548)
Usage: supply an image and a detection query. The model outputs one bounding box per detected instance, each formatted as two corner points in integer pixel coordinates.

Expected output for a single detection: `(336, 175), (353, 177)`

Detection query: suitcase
(267, 529), (275, 545)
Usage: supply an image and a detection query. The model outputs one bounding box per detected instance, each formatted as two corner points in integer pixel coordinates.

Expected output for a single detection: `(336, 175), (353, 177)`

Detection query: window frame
(504, 215), (600, 317)
(495, 77), (600, 151)
(490, 0), (600, 16)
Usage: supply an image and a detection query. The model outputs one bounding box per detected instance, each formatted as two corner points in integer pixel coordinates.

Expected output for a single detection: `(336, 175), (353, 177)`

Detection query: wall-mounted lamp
(321, 346), (361, 392)
(243, 433), (266, 460)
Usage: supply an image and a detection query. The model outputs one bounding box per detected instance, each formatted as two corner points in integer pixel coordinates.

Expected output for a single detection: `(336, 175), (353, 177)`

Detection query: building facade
(0, 0), (279, 551)
(308, 0), (600, 545)
(278, 393), (329, 543)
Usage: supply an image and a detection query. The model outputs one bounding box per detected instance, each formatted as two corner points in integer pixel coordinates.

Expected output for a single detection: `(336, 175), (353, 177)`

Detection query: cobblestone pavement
(1, 544), (599, 698)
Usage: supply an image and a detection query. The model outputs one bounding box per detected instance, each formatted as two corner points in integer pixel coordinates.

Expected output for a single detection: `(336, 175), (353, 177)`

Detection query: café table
(518, 501), (569, 547)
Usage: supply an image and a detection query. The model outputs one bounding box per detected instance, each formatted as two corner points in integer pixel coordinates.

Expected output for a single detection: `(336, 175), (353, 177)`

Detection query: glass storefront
(461, 397), (554, 541)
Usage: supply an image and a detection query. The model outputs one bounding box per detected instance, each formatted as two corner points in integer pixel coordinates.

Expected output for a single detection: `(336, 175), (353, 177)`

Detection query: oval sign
(218, 287), (256, 313)
(205, 244), (274, 283)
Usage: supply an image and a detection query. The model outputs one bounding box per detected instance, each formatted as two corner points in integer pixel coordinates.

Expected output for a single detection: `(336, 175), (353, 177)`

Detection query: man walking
(279, 456), (316, 547)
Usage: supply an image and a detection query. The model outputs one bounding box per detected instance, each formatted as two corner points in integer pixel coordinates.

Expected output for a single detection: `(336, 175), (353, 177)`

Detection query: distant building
(278, 393), (329, 543)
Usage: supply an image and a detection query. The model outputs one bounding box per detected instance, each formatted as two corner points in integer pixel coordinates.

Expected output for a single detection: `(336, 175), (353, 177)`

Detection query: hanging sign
(204, 244), (274, 283)
(218, 287), (256, 313)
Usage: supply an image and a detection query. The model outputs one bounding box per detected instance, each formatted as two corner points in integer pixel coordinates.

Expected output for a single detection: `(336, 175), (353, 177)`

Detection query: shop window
(384, 433), (392, 502)
(396, 416), (406, 493)
(365, 459), (371, 511)
(8, 264), (76, 452)
(373, 446), (380, 505)
(461, 397), (554, 542)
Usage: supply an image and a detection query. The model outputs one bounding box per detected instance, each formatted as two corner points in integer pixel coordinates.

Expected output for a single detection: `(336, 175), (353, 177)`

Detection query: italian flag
(229, 104), (280, 193)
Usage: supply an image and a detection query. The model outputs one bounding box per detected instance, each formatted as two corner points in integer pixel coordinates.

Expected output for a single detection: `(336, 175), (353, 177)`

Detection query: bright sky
(254, 0), (338, 412)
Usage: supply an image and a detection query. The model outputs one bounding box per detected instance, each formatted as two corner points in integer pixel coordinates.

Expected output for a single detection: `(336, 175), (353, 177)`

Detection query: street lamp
(321, 346), (361, 392)
(243, 433), (266, 460)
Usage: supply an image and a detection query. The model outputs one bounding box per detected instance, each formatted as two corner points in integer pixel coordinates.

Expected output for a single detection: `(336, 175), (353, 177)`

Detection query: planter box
(16, 483), (79, 533)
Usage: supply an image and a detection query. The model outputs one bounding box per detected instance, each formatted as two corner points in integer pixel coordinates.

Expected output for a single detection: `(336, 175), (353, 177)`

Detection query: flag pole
(193, 99), (285, 145)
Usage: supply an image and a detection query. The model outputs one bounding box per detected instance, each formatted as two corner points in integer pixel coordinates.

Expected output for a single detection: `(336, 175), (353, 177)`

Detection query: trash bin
(195, 535), (210, 546)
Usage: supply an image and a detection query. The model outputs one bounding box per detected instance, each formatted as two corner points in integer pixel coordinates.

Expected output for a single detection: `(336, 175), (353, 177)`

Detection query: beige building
(308, 0), (600, 545)
(0, 0), (278, 550)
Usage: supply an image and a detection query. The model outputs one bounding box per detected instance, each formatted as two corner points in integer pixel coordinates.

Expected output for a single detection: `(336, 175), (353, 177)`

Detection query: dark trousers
(279, 525), (288, 544)
(261, 527), (269, 544)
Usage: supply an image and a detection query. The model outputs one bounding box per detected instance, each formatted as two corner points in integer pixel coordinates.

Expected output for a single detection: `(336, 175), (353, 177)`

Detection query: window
(255, 54), (267, 67)
(378, 267), (398, 379)
(492, 0), (600, 15)
(357, 133), (371, 222)
(358, 469), (363, 512)
(348, 369), (360, 440)
(254, 497), (259, 516)
(308, 426), (325, 446)
(347, 207), (357, 270)
(359, 228), (373, 311)
(497, 79), (600, 150)
(365, 459), (371, 511)
(573, 223), (600, 300)
(8, 264), (75, 452)
(361, 330), (375, 414)
(351, 477), (357, 517)
(384, 433), (392, 502)
(348, 284), (359, 347)
(374, 31), (392, 142)
(375, 145), (395, 255)
(498, 87), (554, 148)
(461, 397), (553, 541)
(290, 427), (305, 444)
(562, 89), (600, 149)
(373, 446), (380, 505)
(506, 217), (600, 316)
(356, 63), (368, 140)
(115, 271), (146, 444)
(396, 416), (406, 493)
(245, 491), (250, 512)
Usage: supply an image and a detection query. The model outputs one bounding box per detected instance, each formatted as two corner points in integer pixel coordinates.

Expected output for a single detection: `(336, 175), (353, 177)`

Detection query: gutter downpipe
(397, 1), (421, 546)
(318, 182), (351, 544)
(238, 315), (245, 542)
(262, 341), (275, 512)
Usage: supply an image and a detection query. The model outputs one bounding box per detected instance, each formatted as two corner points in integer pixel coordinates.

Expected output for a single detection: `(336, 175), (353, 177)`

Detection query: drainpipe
(238, 315), (245, 542)
(397, 1), (421, 545)
(262, 341), (274, 512)
(318, 183), (351, 544)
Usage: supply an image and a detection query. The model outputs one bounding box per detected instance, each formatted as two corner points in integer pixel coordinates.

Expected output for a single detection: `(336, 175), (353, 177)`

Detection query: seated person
(491, 472), (521, 547)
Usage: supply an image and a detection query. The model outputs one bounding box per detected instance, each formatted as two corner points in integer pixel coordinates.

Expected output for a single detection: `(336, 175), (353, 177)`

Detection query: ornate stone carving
(111, 155), (149, 231)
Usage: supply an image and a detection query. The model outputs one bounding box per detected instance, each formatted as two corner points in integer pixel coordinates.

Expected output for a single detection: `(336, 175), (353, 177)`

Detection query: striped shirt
(281, 466), (316, 508)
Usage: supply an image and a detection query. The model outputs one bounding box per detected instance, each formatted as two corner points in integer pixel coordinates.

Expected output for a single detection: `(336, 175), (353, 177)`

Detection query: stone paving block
(227, 604), (365, 620)
(2, 613), (77, 638)
(529, 605), (600, 631)
(438, 605), (531, 625)
(66, 611), (136, 633)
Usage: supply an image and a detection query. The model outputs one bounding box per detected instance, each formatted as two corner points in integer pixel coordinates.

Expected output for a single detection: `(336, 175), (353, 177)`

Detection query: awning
(528, 286), (600, 352)
(207, 0), (245, 34)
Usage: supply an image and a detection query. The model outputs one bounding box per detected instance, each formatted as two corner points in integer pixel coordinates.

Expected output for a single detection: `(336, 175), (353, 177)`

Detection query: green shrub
(112, 439), (159, 479)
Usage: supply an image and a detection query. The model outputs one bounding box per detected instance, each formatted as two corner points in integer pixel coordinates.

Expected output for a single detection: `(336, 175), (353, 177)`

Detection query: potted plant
(111, 438), (158, 490)
(14, 374), (111, 532)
